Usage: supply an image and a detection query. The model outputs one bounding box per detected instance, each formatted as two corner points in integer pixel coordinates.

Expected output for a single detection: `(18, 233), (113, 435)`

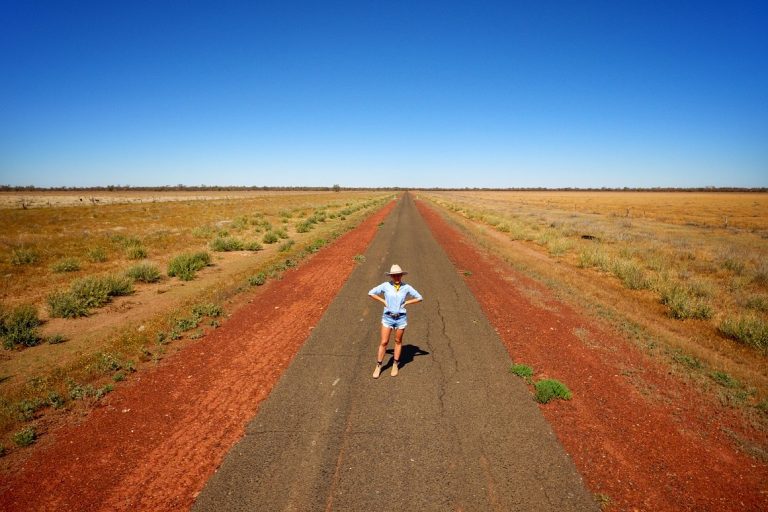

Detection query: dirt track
(192, 193), (596, 510)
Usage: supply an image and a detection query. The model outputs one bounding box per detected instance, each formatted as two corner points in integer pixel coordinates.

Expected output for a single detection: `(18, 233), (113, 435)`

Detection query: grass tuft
(509, 363), (534, 379)
(248, 273), (267, 286)
(710, 370), (740, 388)
(262, 232), (279, 244)
(126, 263), (162, 283)
(10, 247), (38, 266)
(12, 427), (36, 447)
(534, 379), (572, 403)
(718, 315), (768, 352)
(210, 236), (244, 252)
(86, 247), (108, 263)
(278, 239), (295, 252)
(51, 257), (81, 273)
(167, 252), (211, 281)
(47, 274), (134, 318)
(1, 304), (42, 348)
(125, 245), (148, 260)
(660, 285), (713, 320)
(245, 240), (263, 251)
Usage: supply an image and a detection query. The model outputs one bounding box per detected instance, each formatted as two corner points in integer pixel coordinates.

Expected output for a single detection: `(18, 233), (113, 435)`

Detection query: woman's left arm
(404, 286), (423, 306)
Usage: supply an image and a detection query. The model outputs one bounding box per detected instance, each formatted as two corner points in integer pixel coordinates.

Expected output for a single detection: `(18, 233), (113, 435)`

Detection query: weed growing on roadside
(10, 247), (38, 266)
(710, 371), (740, 388)
(191, 225), (216, 238)
(296, 220), (313, 233)
(671, 352), (703, 369)
(1, 304), (42, 348)
(13, 427), (36, 447)
(125, 245), (148, 260)
(718, 315), (768, 352)
(47, 274), (134, 318)
(279, 239), (295, 252)
(353, 254), (366, 263)
(47, 291), (90, 318)
(274, 228), (289, 239)
(51, 257), (81, 273)
(306, 238), (327, 253)
(509, 363), (534, 380)
(210, 236), (244, 252)
(192, 303), (223, 317)
(660, 285), (713, 320)
(167, 251), (211, 281)
(245, 240), (263, 251)
(126, 263), (162, 283)
(534, 379), (572, 403)
(611, 259), (650, 290)
(248, 272), (267, 286)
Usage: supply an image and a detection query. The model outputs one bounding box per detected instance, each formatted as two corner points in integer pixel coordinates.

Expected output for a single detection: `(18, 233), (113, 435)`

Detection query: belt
(385, 311), (405, 319)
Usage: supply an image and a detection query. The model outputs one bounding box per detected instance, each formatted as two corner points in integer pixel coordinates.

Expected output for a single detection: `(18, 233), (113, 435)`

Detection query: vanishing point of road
(193, 193), (597, 511)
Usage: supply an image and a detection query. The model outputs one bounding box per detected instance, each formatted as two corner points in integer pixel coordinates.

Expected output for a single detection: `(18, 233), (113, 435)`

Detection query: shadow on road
(384, 344), (430, 369)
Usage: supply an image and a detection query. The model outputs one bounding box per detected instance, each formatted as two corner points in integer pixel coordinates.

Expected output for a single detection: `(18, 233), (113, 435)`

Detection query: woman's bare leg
(393, 328), (405, 361)
(377, 325), (392, 363)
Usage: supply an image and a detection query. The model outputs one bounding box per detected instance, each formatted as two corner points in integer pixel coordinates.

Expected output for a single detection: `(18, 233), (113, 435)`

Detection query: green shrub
(296, 220), (313, 233)
(191, 225), (216, 238)
(192, 303), (223, 317)
(125, 245), (147, 260)
(51, 257), (81, 273)
(279, 239), (295, 253)
(274, 228), (289, 239)
(210, 236), (244, 252)
(245, 240), (263, 251)
(13, 427), (36, 447)
(87, 247), (108, 262)
(660, 285), (713, 320)
(47, 291), (89, 318)
(167, 252), (211, 281)
(1, 304), (41, 347)
(262, 232), (279, 244)
(534, 379), (572, 403)
(248, 273), (267, 286)
(509, 363), (533, 379)
(578, 248), (610, 270)
(718, 315), (768, 352)
(126, 263), (162, 283)
(11, 247), (38, 265)
(306, 238), (327, 253)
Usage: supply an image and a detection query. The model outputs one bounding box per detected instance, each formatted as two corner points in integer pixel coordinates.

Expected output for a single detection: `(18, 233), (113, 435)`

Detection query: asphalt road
(193, 193), (597, 511)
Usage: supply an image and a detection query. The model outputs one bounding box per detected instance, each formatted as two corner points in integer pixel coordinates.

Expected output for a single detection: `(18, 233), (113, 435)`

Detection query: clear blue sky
(1, 1), (766, 188)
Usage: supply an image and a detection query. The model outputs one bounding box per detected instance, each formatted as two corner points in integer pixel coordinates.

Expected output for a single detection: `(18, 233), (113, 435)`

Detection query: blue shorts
(381, 313), (407, 330)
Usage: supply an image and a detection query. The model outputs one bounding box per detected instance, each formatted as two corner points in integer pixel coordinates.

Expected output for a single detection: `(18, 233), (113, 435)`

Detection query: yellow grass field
(419, 190), (768, 412)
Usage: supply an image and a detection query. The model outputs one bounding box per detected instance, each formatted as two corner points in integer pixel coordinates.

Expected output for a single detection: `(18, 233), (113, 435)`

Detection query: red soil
(0, 200), (395, 512)
(416, 200), (768, 512)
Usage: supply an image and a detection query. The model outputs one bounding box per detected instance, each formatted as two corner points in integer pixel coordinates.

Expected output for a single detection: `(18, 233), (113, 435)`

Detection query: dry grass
(0, 191), (392, 450)
(420, 190), (768, 407)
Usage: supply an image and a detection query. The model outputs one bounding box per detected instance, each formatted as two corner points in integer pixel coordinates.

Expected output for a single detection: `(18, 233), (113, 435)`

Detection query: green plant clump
(718, 315), (768, 352)
(245, 240), (263, 251)
(126, 263), (162, 283)
(249, 273), (267, 286)
(167, 252), (211, 281)
(660, 285), (713, 320)
(710, 370), (740, 388)
(262, 232), (279, 244)
(296, 220), (313, 233)
(47, 274), (134, 318)
(192, 303), (223, 318)
(87, 247), (108, 262)
(534, 379), (573, 404)
(279, 240), (295, 252)
(210, 236), (245, 252)
(11, 247), (38, 266)
(125, 245), (148, 260)
(51, 257), (81, 273)
(1, 304), (42, 348)
(13, 427), (36, 447)
(509, 363), (534, 379)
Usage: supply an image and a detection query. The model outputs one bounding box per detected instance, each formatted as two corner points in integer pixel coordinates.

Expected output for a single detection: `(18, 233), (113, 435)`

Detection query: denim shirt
(368, 281), (423, 315)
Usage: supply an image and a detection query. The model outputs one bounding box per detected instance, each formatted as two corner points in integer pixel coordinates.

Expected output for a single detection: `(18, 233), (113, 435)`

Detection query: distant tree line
(0, 184), (765, 193)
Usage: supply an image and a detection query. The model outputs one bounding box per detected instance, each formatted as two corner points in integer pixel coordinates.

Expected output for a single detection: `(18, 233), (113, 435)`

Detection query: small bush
(175, 316), (198, 332)
(125, 245), (148, 260)
(262, 232), (279, 244)
(660, 285), (713, 320)
(51, 257), (81, 273)
(11, 247), (38, 266)
(13, 427), (36, 447)
(612, 259), (649, 290)
(87, 247), (108, 262)
(210, 236), (244, 252)
(192, 303), (223, 317)
(274, 228), (289, 239)
(248, 273), (267, 286)
(353, 254), (366, 263)
(167, 252), (211, 281)
(1, 304), (41, 347)
(47, 291), (89, 318)
(509, 363), (533, 379)
(534, 379), (572, 403)
(191, 225), (216, 238)
(245, 240), (263, 251)
(296, 221), (313, 233)
(578, 248), (610, 270)
(126, 263), (162, 283)
(710, 371), (740, 388)
(718, 315), (768, 352)
(279, 240), (295, 253)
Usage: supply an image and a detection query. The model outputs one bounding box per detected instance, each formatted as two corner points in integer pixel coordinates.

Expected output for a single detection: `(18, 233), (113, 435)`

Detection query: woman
(368, 264), (423, 378)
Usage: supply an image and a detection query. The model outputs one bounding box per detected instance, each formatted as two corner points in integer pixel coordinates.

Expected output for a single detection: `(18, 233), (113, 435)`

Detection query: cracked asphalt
(192, 193), (597, 511)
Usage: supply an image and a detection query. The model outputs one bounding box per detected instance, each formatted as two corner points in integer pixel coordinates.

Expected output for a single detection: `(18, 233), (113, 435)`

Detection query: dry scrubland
(421, 191), (768, 415)
(0, 191), (392, 455)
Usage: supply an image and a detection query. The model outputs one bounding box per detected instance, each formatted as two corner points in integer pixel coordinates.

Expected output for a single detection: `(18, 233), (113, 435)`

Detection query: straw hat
(386, 264), (408, 276)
